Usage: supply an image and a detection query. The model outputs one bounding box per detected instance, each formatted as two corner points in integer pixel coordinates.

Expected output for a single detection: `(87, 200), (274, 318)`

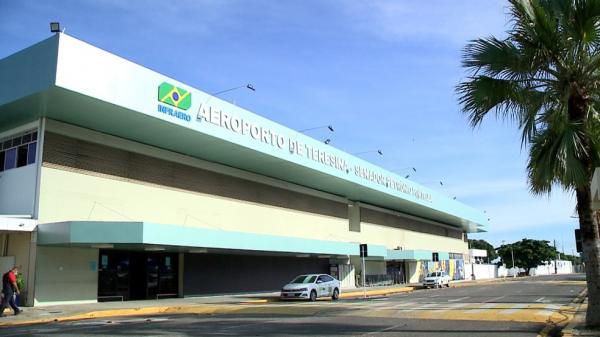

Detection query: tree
(497, 239), (557, 273)
(468, 239), (499, 262)
(456, 0), (600, 327)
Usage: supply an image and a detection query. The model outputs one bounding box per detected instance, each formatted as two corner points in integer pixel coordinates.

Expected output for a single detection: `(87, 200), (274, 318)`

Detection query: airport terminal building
(0, 33), (488, 306)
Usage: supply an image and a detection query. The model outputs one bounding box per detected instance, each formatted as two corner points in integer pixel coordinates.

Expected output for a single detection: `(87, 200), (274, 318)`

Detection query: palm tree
(457, 0), (600, 327)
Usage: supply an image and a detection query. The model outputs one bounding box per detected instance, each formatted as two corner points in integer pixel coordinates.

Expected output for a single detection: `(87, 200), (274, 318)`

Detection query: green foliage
(497, 238), (558, 271)
(457, 0), (600, 326)
(16, 273), (25, 292)
(468, 239), (498, 261)
(561, 253), (583, 264)
(456, 0), (600, 195)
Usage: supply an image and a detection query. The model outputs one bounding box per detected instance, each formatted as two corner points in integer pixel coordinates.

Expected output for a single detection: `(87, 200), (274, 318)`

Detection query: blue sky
(0, 0), (580, 255)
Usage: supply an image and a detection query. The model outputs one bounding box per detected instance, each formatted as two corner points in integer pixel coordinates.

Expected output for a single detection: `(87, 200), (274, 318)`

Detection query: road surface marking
(447, 302), (469, 309)
(430, 302), (469, 312)
(535, 297), (550, 303)
(498, 303), (527, 314)
(402, 303), (435, 312)
(465, 302), (496, 313)
(535, 305), (557, 317)
(393, 302), (416, 308)
(364, 322), (408, 335)
(484, 295), (505, 303)
(448, 296), (470, 302)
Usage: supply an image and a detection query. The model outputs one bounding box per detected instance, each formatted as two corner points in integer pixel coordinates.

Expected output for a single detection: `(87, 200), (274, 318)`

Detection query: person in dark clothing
(0, 266), (21, 316)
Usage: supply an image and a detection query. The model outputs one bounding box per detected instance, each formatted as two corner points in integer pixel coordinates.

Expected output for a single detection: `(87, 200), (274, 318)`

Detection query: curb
(0, 287), (416, 327)
(340, 286), (415, 299)
(561, 289), (594, 337)
(0, 277), (553, 327)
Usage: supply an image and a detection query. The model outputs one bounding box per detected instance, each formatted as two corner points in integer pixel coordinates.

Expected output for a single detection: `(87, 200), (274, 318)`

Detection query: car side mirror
(316, 280), (322, 284)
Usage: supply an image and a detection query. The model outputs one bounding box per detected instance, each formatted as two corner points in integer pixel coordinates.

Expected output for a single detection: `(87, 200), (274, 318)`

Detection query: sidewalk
(561, 290), (600, 337)
(0, 277), (520, 327)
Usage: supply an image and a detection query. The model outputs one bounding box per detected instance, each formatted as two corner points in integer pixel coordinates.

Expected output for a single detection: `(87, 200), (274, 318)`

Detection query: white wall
(530, 260), (573, 275)
(0, 165), (37, 216)
(464, 263), (498, 280)
(34, 246), (99, 306)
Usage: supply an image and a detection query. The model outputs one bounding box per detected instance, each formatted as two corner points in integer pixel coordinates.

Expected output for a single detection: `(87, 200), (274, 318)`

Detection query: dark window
(27, 142), (37, 165)
(2, 140), (10, 150)
(31, 131), (37, 141)
(12, 136), (22, 147)
(0, 151), (4, 172)
(16, 145), (28, 167)
(322, 275), (334, 282)
(22, 133), (31, 143)
(316, 276), (326, 283)
(4, 148), (16, 170)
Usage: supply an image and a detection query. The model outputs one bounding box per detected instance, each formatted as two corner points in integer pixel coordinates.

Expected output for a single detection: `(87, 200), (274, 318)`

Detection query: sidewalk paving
(0, 276), (533, 327)
(560, 292), (600, 337)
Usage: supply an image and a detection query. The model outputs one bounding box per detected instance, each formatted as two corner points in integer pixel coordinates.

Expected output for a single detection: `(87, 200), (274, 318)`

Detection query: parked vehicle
(280, 274), (341, 301)
(423, 271), (451, 288)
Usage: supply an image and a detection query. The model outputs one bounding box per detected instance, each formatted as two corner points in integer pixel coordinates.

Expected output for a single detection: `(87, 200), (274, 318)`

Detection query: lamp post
(299, 125), (334, 133)
(210, 84), (255, 96)
(197, 84), (256, 120)
(353, 150), (383, 156)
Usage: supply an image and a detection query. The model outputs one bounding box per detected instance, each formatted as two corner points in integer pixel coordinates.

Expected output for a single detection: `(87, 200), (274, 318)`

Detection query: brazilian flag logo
(158, 82), (192, 110)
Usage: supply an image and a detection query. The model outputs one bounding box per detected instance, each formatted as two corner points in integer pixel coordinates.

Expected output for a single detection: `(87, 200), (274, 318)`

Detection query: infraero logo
(158, 82), (192, 110)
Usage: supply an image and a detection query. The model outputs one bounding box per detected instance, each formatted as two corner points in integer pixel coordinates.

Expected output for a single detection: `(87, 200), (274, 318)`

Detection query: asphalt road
(0, 274), (586, 337)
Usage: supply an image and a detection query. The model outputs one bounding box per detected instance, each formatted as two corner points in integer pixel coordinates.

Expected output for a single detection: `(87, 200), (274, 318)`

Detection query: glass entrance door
(98, 250), (178, 301)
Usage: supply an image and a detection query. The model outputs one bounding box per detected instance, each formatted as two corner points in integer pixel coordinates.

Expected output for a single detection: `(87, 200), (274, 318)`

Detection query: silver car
(423, 271), (451, 288)
(280, 274), (341, 301)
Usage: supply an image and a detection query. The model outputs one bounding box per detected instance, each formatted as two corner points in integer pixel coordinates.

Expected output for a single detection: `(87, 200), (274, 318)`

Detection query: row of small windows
(0, 130), (37, 172)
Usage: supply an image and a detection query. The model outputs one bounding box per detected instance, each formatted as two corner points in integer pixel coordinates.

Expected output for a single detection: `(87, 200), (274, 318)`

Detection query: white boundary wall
(530, 260), (573, 275)
(464, 263), (498, 280)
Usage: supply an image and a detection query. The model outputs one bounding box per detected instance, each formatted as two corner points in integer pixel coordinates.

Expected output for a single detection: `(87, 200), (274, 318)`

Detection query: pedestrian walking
(0, 266), (21, 316)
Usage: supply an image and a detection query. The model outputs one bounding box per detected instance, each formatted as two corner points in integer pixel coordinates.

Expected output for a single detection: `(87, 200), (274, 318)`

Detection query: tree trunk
(575, 187), (600, 328)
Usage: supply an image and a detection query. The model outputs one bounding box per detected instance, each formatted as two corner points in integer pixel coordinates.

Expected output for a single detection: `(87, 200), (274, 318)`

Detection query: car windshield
(290, 275), (318, 284)
(427, 272), (441, 277)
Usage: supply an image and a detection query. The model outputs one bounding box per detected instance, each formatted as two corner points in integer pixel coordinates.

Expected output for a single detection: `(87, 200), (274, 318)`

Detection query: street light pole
(554, 239), (558, 274)
(510, 245), (515, 269)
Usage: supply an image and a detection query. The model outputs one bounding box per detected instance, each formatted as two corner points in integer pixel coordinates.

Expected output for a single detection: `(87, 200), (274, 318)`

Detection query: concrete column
(26, 231), (37, 306)
(178, 252), (184, 298)
(348, 202), (360, 232)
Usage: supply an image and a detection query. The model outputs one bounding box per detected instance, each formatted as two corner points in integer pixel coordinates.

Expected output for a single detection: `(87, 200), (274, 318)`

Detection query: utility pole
(553, 240), (558, 274)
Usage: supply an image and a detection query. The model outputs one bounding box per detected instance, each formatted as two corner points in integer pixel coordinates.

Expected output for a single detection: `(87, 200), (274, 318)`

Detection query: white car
(280, 274), (341, 301)
(423, 271), (451, 288)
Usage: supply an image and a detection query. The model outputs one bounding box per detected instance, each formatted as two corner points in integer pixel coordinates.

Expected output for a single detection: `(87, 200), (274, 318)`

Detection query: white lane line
(484, 295), (506, 303)
(363, 322), (408, 336)
(535, 297), (550, 303)
(402, 302), (437, 312)
(431, 302), (469, 312)
(447, 302), (470, 309)
(465, 302), (496, 313)
(448, 296), (470, 302)
(498, 303), (527, 314)
(393, 302), (417, 308)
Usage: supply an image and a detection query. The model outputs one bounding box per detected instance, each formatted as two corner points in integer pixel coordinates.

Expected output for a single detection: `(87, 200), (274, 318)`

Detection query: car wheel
(332, 288), (339, 301)
(309, 290), (317, 301)
(446, 281), (450, 287)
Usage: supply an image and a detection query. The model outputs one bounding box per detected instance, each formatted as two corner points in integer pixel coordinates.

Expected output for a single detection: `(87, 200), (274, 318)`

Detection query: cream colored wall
(38, 166), (350, 242)
(38, 166), (469, 254)
(7, 232), (30, 287)
(34, 246), (98, 306)
(360, 222), (468, 254)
